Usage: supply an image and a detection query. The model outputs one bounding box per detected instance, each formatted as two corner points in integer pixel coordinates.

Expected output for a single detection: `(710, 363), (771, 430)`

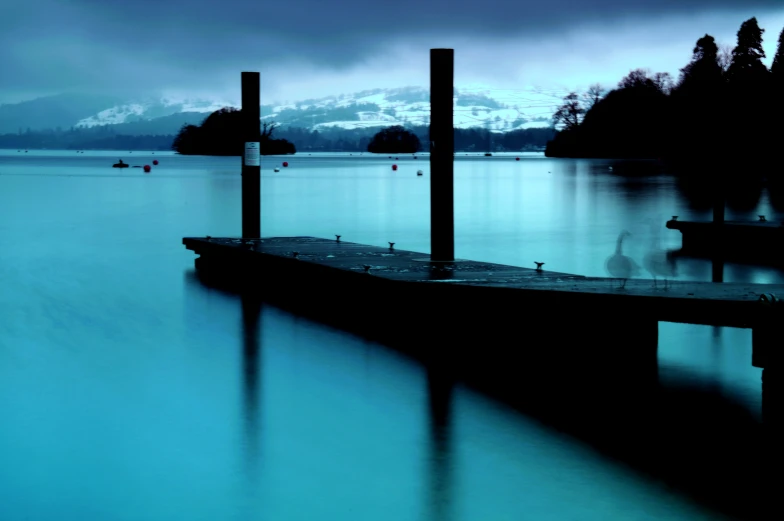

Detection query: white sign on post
(244, 142), (260, 166)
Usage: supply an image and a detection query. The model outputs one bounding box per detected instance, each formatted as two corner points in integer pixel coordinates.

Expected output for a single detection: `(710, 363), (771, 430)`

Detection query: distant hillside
(0, 85), (561, 137)
(260, 85), (559, 132)
(0, 93), (124, 134)
(103, 112), (209, 135)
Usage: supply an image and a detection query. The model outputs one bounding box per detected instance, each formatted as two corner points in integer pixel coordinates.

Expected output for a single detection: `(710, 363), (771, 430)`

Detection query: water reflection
(425, 353), (455, 521)
(241, 294), (263, 482)
(673, 175), (765, 215)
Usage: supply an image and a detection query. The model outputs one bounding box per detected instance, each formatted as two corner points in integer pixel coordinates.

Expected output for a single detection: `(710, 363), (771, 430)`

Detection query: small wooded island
(366, 125), (422, 154)
(172, 107), (296, 155)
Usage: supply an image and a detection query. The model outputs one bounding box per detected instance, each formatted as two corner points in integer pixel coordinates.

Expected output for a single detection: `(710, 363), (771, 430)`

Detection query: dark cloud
(1, 1), (782, 102)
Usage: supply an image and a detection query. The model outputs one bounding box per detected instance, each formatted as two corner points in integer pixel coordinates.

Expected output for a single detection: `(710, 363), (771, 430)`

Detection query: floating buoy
(417, 170), (423, 176)
(143, 165), (151, 173)
(516, 157), (520, 161)
(392, 164), (398, 171)
(152, 160), (158, 165)
(274, 167), (280, 172)
(282, 161), (289, 167)
(395, 157), (399, 160)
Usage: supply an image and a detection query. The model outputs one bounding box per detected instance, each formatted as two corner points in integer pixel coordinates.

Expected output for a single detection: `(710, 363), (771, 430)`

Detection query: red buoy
(282, 161), (289, 167)
(392, 164), (398, 171)
(152, 160), (159, 165)
(143, 165), (151, 173)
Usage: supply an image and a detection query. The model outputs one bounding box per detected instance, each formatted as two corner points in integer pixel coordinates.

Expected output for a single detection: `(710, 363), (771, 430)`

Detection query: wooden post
(712, 191), (725, 224)
(241, 72), (261, 239)
(712, 163), (725, 257)
(430, 49), (455, 262)
(711, 257), (724, 283)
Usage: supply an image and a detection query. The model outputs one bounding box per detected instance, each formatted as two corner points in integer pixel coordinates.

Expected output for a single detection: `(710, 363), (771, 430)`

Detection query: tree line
(545, 16), (784, 181)
(0, 120), (554, 153)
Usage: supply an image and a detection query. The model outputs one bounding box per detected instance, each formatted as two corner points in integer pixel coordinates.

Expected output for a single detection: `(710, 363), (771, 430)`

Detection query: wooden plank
(667, 220), (784, 229)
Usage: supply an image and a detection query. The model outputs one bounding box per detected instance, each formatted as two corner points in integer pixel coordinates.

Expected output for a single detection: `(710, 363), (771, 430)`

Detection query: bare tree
(651, 72), (674, 94)
(262, 122), (278, 138)
(618, 68), (652, 89)
(552, 93), (585, 131)
(717, 44), (733, 73)
(583, 83), (605, 108)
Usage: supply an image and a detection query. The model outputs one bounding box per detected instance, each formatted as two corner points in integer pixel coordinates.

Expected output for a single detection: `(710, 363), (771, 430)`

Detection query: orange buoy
(152, 160), (159, 165)
(392, 164), (398, 171)
(282, 161), (289, 167)
(143, 165), (151, 173)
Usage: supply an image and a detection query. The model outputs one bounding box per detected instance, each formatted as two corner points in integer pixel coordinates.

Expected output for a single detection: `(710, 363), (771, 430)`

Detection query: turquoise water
(0, 149), (775, 520)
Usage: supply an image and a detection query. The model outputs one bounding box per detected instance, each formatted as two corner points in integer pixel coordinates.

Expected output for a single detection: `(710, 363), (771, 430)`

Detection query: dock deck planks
(183, 236), (784, 329)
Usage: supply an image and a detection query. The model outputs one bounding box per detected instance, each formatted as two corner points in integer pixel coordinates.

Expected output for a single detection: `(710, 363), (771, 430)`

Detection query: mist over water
(0, 150), (776, 520)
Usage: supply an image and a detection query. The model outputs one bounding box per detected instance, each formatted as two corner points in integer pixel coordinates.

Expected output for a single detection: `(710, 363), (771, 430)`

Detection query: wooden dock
(666, 218), (784, 264)
(182, 65), (781, 411)
(184, 236), (782, 329)
(183, 236), (783, 388)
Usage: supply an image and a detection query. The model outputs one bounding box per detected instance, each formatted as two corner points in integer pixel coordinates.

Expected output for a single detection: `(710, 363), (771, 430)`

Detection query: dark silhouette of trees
(583, 84), (605, 109)
(1, 121), (555, 153)
(546, 69), (670, 158)
(552, 93), (585, 131)
(676, 35), (724, 92)
(546, 17), (782, 184)
(367, 125), (421, 153)
(772, 27), (784, 80)
(171, 107), (296, 155)
(726, 18), (768, 84)
(723, 18), (772, 176)
(668, 34), (726, 173)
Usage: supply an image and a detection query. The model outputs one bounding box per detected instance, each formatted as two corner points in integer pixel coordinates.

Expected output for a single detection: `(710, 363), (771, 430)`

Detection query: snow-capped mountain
(1, 85), (565, 135)
(75, 96), (240, 128)
(260, 85), (561, 132)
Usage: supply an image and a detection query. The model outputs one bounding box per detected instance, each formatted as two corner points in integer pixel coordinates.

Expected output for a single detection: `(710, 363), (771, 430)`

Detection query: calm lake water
(0, 149), (779, 521)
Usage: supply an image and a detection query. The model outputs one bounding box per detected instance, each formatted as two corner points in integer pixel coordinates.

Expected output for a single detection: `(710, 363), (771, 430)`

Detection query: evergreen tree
(726, 17), (769, 84)
(772, 27), (784, 83)
(676, 34), (723, 92)
(724, 18), (772, 178)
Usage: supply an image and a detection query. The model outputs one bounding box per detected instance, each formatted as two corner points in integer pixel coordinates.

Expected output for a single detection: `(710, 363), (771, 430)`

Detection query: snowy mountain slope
(262, 85), (562, 132)
(75, 96), (239, 128)
(3, 84), (566, 134)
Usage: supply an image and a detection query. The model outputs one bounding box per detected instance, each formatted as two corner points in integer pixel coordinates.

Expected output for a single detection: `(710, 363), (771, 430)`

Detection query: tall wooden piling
(429, 49), (455, 262)
(241, 72), (261, 239)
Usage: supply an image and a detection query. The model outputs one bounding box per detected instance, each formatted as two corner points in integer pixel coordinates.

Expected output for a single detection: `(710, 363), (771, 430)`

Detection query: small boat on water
(113, 159), (129, 168)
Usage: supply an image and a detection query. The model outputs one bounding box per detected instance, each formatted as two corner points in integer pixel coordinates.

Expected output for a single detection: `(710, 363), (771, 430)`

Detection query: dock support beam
(241, 71), (261, 239)
(429, 49), (455, 262)
(752, 298), (782, 427)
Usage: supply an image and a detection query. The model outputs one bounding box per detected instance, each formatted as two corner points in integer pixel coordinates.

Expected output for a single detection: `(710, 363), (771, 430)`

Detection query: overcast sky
(1, 1), (782, 104)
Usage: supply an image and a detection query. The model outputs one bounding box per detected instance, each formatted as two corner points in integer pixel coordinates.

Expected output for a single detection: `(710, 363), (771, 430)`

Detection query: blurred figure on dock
(605, 230), (640, 289)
